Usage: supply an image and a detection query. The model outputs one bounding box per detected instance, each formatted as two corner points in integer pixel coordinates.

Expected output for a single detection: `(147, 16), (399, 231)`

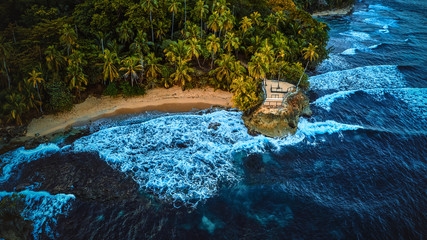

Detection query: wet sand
(26, 86), (233, 137)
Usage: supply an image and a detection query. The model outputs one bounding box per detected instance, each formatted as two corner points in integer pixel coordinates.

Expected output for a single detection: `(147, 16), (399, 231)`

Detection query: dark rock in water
(243, 154), (265, 173)
(0, 194), (33, 240)
(242, 91), (311, 137)
(208, 122), (221, 130)
(10, 152), (140, 203)
(0, 217), (33, 240)
(23, 136), (49, 150)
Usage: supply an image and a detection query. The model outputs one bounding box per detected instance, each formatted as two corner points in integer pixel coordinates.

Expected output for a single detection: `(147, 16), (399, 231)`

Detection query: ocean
(1, 0), (426, 239)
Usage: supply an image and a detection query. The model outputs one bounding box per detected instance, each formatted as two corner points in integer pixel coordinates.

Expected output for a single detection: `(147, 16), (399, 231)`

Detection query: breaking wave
(0, 190), (75, 239)
(309, 65), (405, 91)
(312, 88), (427, 116)
(72, 110), (304, 207)
(297, 118), (363, 136)
(0, 144), (60, 183)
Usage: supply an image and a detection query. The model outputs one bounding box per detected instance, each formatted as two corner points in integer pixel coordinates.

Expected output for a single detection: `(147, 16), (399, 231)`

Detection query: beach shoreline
(25, 86), (233, 138)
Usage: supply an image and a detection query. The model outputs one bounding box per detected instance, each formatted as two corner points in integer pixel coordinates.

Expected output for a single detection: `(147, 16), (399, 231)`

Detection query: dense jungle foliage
(0, 0), (330, 124)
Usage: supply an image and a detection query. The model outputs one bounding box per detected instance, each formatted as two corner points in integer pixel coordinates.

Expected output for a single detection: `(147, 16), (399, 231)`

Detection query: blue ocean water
(1, 0), (426, 239)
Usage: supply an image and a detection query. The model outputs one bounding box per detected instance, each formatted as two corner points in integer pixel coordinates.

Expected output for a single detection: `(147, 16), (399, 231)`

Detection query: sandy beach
(25, 86), (233, 137)
(312, 4), (354, 17)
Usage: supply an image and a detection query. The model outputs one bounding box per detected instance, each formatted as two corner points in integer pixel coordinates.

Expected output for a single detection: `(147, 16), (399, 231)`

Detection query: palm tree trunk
(150, 10), (154, 43)
(101, 38), (104, 54)
(67, 44), (70, 56)
(211, 52), (215, 69)
(200, 18), (203, 39)
(296, 61), (309, 91)
(171, 12), (175, 39)
(3, 59), (10, 89)
(12, 30), (16, 43)
(184, 0), (187, 30)
(197, 57), (202, 68)
(35, 82), (43, 113)
(222, 33), (227, 50)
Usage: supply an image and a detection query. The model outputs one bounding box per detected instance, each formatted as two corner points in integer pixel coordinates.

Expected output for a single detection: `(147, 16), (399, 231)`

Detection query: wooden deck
(262, 79), (296, 107)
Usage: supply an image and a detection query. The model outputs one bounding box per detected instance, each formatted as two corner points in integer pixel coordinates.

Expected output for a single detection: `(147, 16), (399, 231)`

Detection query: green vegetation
(293, 0), (354, 13)
(0, 0), (329, 125)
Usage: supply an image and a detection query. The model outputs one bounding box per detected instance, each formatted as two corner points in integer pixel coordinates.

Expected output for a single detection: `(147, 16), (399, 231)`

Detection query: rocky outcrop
(242, 91), (312, 137)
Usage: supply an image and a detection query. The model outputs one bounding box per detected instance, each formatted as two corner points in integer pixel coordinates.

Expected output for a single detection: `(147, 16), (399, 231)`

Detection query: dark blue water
(1, 0), (426, 239)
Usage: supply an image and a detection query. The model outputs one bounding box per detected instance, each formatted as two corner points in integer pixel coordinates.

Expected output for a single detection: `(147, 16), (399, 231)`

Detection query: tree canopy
(0, 0), (330, 125)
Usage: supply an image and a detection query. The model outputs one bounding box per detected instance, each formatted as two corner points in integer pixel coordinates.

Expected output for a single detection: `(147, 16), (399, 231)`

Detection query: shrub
(119, 82), (146, 97)
(46, 81), (74, 112)
(103, 82), (119, 96)
(282, 63), (309, 90)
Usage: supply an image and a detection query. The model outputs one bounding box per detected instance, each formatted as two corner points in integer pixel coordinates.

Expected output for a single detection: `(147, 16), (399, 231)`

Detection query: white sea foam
(316, 54), (351, 73)
(368, 4), (394, 12)
(0, 190), (75, 240)
(309, 65), (405, 91)
(341, 48), (357, 55)
(297, 118), (363, 136)
(313, 90), (358, 111)
(0, 144), (60, 182)
(368, 43), (382, 49)
(339, 31), (372, 41)
(312, 88), (426, 117)
(72, 110), (304, 206)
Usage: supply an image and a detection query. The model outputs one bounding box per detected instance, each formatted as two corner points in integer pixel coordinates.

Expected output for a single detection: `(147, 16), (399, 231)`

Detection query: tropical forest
(0, 0), (329, 125)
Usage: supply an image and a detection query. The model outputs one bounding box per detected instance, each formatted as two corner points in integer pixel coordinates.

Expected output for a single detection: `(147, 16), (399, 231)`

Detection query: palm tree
(183, 23), (200, 39)
(246, 35), (262, 55)
(239, 16), (252, 39)
(230, 76), (260, 112)
(248, 52), (268, 80)
(95, 31), (111, 54)
(155, 21), (168, 41)
(144, 52), (162, 88)
(164, 40), (191, 68)
(27, 69), (44, 113)
(223, 32), (239, 53)
(215, 0), (229, 15)
(265, 14), (278, 33)
(100, 49), (119, 84)
(45, 45), (66, 78)
(194, 0), (209, 38)
(18, 81), (40, 113)
(221, 11), (235, 37)
(142, 0), (158, 43)
(60, 24), (77, 56)
(0, 38), (12, 89)
(187, 37), (202, 67)
(259, 39), (275, 67)
(66, 64), (88, 96)
(171, 58), (193, 90)
(116, 21), (134, 44)
(3, 93), (27, 126)
(210, 53), (235, 90)
(120, 56), (143, 87)
(206, 34), (220, 69)
(169, 0), (181, 39)
(207, 11), (221, 35)
(130, 31), (150, 67)
(250, 12), (263, 27)
(297, 43), (318, 90)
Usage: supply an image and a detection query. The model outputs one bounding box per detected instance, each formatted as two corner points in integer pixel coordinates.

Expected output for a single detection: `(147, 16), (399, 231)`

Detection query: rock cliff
(242, 91), (312, 137)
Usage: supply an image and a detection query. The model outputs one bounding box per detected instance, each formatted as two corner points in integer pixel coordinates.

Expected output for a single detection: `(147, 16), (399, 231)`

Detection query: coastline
(25, 86), (233, 138)
(311, 4), (354, 17)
